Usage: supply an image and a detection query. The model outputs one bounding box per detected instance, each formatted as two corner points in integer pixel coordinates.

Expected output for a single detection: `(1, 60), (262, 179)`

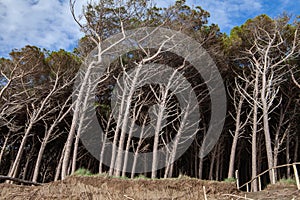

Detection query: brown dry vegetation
(0, 176), (299, 200)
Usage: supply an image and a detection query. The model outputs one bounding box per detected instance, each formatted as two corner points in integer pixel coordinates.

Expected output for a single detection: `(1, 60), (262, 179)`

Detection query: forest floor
(0, 175), (299, 200)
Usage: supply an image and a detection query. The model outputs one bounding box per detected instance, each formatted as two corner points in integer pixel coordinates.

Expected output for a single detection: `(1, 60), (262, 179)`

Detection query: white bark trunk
(62, 65), (93, 179)
(228, 94), (244, 178)
(0, 134), (9, 167)
(32, 133), (50, 182)
(8, 123), (33, 178)
(251, 70), (259, 192)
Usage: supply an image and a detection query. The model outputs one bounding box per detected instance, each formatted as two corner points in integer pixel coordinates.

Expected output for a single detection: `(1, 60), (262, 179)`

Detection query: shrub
(224, 177), (236, 183)
(279, 178), (296, 185)
(73, 168), (93, 176)
(134, 174), (148, 180)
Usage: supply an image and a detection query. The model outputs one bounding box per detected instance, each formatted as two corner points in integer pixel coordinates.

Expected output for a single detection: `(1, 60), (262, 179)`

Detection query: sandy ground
(0, 176), (299, 200)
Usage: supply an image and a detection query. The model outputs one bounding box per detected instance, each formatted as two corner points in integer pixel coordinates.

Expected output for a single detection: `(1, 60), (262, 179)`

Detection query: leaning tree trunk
(130, 119), (147, 179)
(62, 63), (94, 179)
(7, 122), (33, 179)
(54, 144), (66, 181)
(0, 133), (10, 167)
(71, 84), (91, 175)
(209, 146), (217, 180)
(251, 70), (259, 192)
(122, 110), (139, 177)
(228, 94), (244, 178)
(99, 126), (109, 174)
(115, 64), (144, 177)
(261, 70), (274, 183)
(294, 135), (298, 163)
(215, 143), (221, 181)
(165, 100), (191, 178)
(22, 146), (35, 181)
(109, 85), (127, 176)
(286, 132), (290, 178)
(32, 127), (54, 183)
(151, 103), (167, 179)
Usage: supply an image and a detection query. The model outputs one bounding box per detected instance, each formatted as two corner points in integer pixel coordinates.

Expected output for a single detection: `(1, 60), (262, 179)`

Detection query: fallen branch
(222, 194), (254, 200)
(203, 186), (208, 200)
(124, 195), (135, 200)
(0, 175), (42, 186)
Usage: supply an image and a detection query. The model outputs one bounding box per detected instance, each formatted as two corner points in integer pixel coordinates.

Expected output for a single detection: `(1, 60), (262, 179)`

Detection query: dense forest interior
(0, 0), (299, 192)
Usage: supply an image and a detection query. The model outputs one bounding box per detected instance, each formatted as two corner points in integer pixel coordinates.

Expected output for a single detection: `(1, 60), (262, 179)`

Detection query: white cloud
(0, 0), (86, 57)
(154, 0), (264, 33)
(188, 0), (263, 32)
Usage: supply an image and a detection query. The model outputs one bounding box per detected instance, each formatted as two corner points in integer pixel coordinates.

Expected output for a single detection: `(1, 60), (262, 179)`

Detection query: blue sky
(0, 0), (299, 58)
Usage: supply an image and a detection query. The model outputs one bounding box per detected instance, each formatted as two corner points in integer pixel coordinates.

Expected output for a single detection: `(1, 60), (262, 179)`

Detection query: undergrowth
(224, 177), (236, 183)
(279, 178), (296, 185)
(73, 168), (94, 176)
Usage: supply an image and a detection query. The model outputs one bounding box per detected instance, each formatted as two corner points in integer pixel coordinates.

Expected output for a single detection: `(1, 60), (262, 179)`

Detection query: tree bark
(261, 64), (274, 183)
(0, 134), (9, 167)
(165, 98), (192, 178)
(32, 127), (53, 183)
(228, 94), (244, 178)
(62, 64), (94, 179)
(251, 70), (259, 192)
(286, 132), (290, 178)
(209, 146), (217, 180)
(8, 123), (33, 179)
(215, 143), (221, 181)
(71, 83), (91, 175)
(294, 135), (299, 163)
(54, 145), (66, 181)
(115, 64), (144, 177)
